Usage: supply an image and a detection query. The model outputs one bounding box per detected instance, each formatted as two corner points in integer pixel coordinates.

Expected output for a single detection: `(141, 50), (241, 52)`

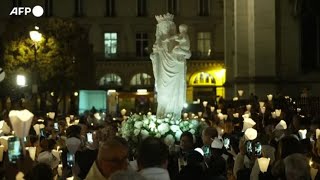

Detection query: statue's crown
(155, 13), (174, 23)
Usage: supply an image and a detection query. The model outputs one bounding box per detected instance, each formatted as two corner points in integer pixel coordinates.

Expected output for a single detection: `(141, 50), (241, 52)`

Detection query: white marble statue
(150, 13), (191, 118)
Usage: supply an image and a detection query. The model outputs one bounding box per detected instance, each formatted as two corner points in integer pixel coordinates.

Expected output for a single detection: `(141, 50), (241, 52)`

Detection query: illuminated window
(104, 33), (118, 58)
(131, 73), (152, 86)
(199, 0), (209, 16)
(137, 0), (147, 16)
(136, 33), (148, 57)
(197, 32), (211, 57)
(193, 72), (215, 85)
(168, 0), (177, 15)
(44, 0), (53, 17)
(74, 0), (84, 17)
(99, 74), (122, 86)
(106, 0), (115, 16)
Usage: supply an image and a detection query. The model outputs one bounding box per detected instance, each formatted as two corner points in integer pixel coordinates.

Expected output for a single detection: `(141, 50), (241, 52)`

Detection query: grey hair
(283, 153), (311, 180)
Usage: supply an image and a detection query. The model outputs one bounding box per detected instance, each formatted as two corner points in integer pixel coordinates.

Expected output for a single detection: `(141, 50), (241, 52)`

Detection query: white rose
(155, 133), (161, 138)
(164, 134), (175, 147)
(156, 118), (164, 124)
(157, 123), (170, 135)
(149, 121), (156, 129)
(141, 130), (149, 139)
(134, 129), (140, 136)
(175, 130), (183, 141)
(170, 125), (180, 132)
(134, 121), (143, 129)
(189, 129), (196, 135)
(143, 119), (150, 126)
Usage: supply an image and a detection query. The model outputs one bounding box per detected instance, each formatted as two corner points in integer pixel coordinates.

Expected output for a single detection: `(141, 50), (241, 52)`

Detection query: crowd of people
(0, 95), (319, 180)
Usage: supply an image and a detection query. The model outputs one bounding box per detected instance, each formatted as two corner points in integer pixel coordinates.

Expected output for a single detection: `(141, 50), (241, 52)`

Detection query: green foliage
(1, 18), (91, 95)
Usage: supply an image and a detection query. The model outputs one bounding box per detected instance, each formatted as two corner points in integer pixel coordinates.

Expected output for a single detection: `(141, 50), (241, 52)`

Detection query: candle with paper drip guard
(197, 112), (202, 117)
(216, 109), (222, 114)
(0, 145), (4, 162)
(66, 117), (71, 127)
(0, 136), (14, 151)
(233, 113), (239, 118)
(267, 94), (273, 101)
(233, 97), (238, 101)
(58, 164), (63, 177)
(275, 120), (287, 130)
(33, 124), (45, 136)
(25, 147), (36, 161)
(74, 119), (79, 125)
(52, 149), (61, 161)
(242, 118), (256, 132)
(210, 106), (215, 112)
(298, 129), (307, 140)
(258, 157), (270, 173)
(202, 101), (208, 107)
(217, 113), (224, 121)
(8, 110), (33, 138)
(271, 112), (276, 119)
(259, 101), (265, 108)
(316, 129), (320, 139)
(238, 90), (244, 97)
(0, 121), (11, 134)
(246, 104), (252, 111)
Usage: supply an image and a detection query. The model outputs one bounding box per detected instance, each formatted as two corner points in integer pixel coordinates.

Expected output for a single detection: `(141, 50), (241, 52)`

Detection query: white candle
(217, 109), (222, 114)
(267, 94), (273, 101)
(260, 107), (266, 114)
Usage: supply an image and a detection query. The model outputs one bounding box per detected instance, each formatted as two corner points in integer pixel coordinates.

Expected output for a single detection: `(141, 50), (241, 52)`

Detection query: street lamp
(16, 75), (26, 87)
(29, 27), (42, 113)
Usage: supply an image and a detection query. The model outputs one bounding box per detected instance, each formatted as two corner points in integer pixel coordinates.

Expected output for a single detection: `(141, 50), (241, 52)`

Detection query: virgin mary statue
(150, 13), (191, 118)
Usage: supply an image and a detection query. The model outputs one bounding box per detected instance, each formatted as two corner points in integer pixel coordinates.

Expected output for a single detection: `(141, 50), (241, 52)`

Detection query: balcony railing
(95, 51), (224, 61)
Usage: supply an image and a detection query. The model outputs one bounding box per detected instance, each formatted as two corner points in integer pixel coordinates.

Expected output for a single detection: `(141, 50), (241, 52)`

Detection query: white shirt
(140, 167), (170, 180)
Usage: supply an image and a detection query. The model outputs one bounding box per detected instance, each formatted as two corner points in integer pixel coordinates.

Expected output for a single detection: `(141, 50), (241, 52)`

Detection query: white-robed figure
(150, 13), (191, 118)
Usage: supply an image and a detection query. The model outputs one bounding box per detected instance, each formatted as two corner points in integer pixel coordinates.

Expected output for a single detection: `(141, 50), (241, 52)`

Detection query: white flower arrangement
(120, 114), (201, 146)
